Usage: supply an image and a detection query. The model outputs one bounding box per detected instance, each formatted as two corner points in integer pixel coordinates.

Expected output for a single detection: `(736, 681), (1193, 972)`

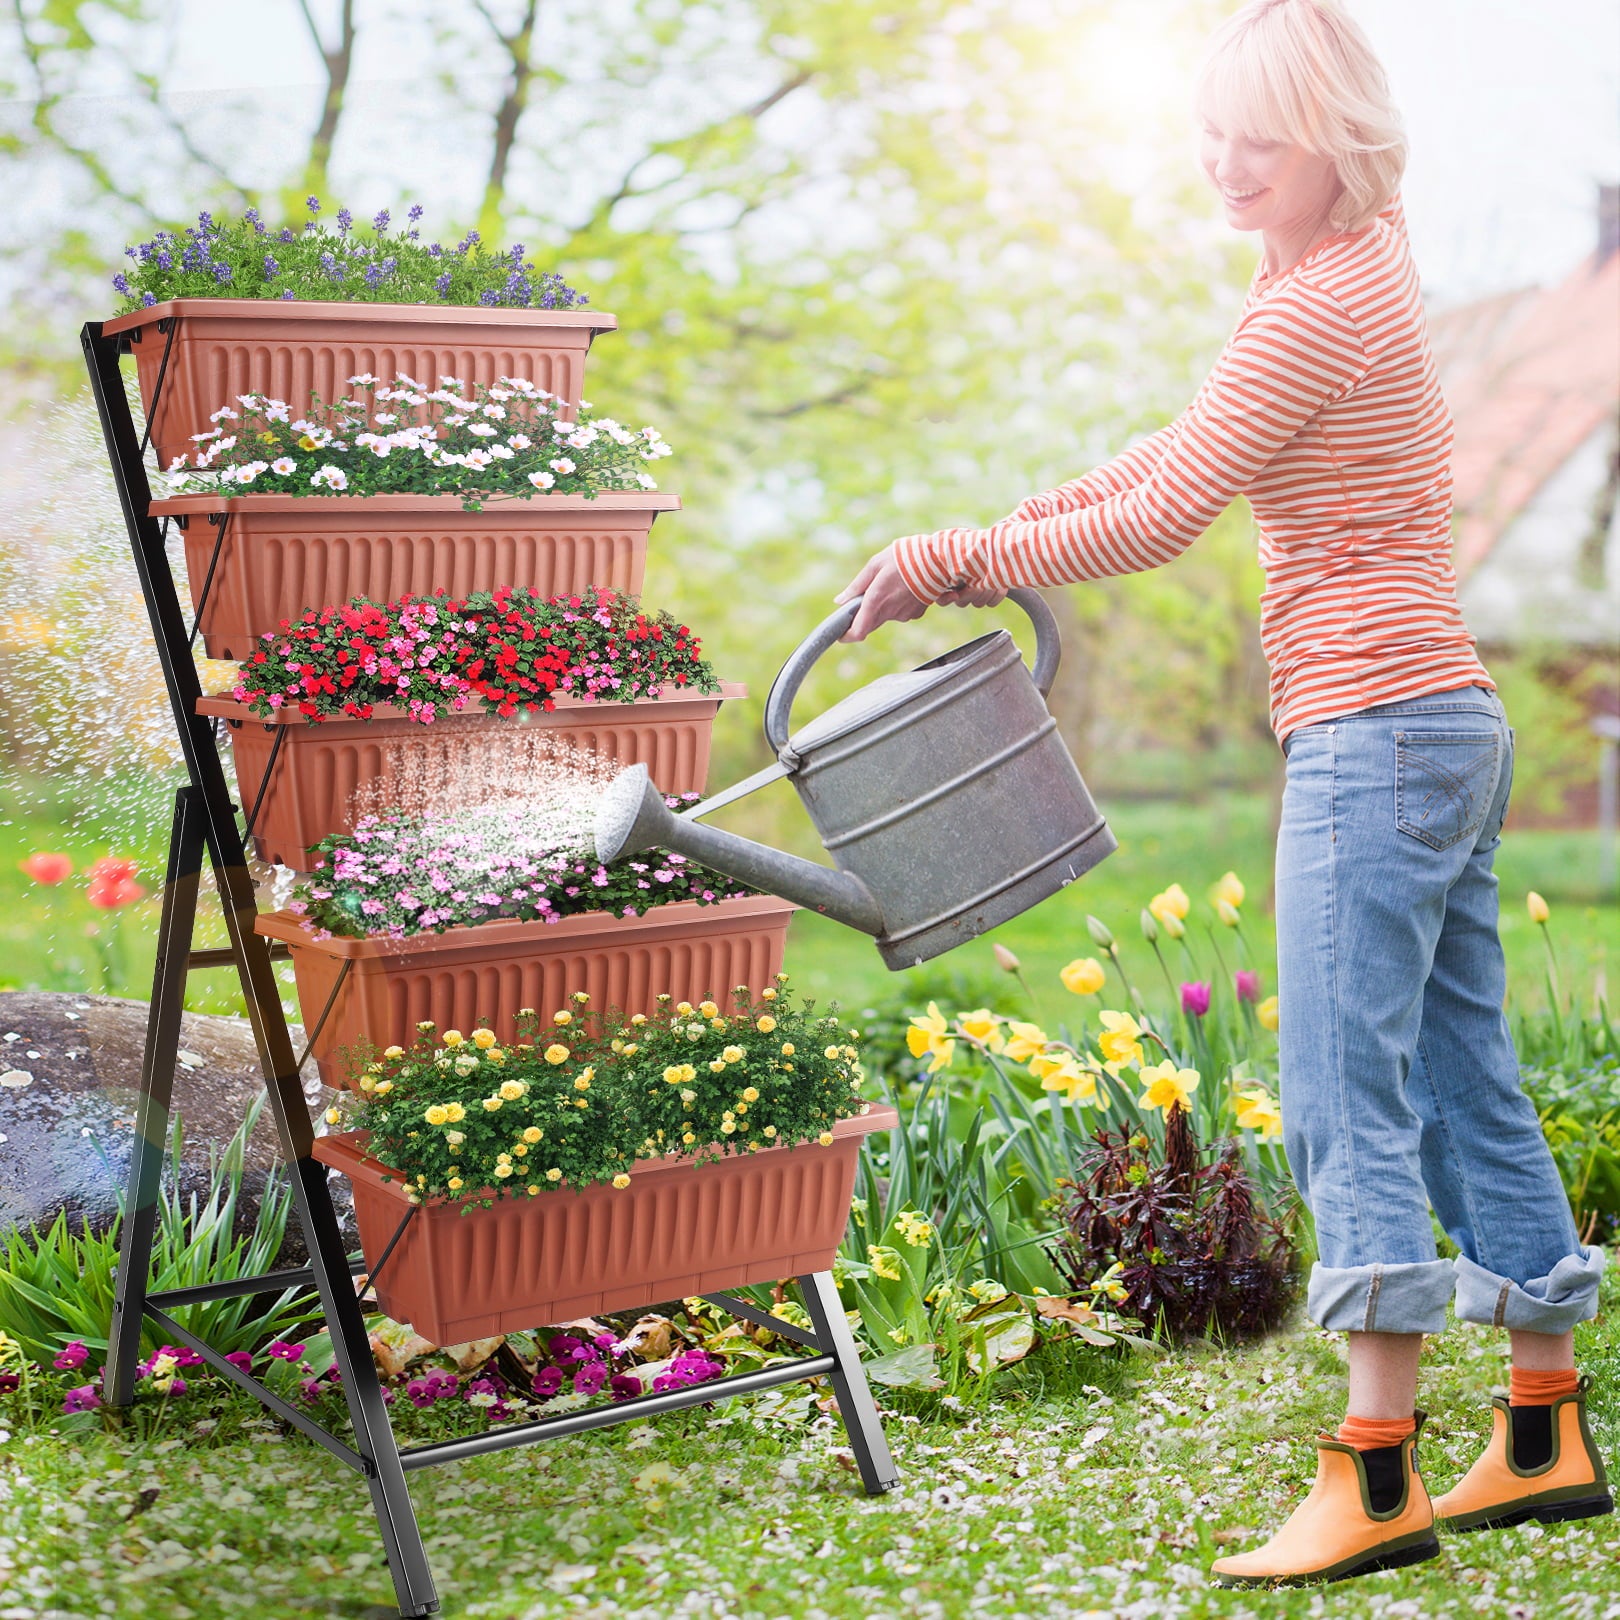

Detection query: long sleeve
(893, 279), (1371, 597)
(1006, 421), (1185, 522)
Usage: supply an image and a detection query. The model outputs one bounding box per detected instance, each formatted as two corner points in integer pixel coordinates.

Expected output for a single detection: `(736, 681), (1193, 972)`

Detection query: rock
(0, 990), (352, 1265)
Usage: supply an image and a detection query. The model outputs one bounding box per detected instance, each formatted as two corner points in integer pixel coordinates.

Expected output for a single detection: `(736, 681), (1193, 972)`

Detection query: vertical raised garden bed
(104, 300), (616, 475)
(156, 492), (678, 661)
(197, 684), (742, 870)
(258, 893), (797, 1090)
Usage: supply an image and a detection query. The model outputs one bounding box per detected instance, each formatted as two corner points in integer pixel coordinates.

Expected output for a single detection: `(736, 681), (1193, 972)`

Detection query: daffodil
(1004, 1020), (1049, 1062)
(1527, 891), (1550, 924)
(1060, 957), (1106, 996)
(1097, 1010), (1144, 1072)
(958, 1008), (1005, 1051)
(1211, 871), (1245, 909)
(905, 1002), (955, 1072)
(1032, 1052), (1098, 1104)
(1233, 1085), (1283, 1139)
(1138, 1060), (1200, 1114)
(1148, 883), (1190, 924)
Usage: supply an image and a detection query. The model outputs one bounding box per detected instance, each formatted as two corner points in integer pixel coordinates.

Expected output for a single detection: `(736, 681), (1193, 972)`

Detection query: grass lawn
(4, 776), (1614, 1026)
(7, 1269), (1615, 1618)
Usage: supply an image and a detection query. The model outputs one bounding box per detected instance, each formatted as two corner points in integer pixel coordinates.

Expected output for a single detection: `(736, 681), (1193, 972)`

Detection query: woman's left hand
(836, 546), (1006, 642)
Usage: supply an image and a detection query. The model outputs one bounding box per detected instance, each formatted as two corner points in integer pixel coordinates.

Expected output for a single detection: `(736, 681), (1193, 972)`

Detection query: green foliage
(1520, 1025), (1620, 1245)
(114, 201), (588, 310)
(0, 1100), (314, 1367)
(340, 982), (867, 1200)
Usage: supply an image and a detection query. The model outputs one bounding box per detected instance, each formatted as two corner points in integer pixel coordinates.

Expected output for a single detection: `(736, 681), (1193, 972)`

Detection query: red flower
(21, 852), (72, 885)
(86, 856), (145, 910)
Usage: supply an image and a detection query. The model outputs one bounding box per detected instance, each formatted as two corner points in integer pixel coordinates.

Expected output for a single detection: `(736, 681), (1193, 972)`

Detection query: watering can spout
(595, 764), (886, 937)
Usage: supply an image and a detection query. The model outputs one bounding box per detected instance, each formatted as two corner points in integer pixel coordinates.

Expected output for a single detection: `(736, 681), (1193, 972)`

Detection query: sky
(49, 0), (1620, 309)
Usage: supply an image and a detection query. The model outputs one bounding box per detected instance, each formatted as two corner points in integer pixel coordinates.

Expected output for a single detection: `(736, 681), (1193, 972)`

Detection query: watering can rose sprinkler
(594, 588), (1118, 969)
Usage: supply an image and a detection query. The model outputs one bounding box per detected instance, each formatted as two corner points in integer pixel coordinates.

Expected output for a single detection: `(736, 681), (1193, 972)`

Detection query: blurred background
(0, 0), (1615, 1015)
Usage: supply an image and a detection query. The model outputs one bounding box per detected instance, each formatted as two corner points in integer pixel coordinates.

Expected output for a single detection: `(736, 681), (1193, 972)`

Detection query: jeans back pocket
(1394, 731), (1501, 851)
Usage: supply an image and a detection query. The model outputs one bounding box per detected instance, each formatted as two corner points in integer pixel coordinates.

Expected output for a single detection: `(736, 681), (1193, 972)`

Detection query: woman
(837, 0), (1609, 1587)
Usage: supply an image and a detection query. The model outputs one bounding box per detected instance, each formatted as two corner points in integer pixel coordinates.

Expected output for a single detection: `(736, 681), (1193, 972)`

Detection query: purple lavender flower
(142, 291), (158, 307)
(372, 208), (391, 231)
(213, 262), (234, 285)
(52, 1341), (89, 1371)
(280, 289), (296, 299)
(435, 270), (452, 296)
(407, 203), (424, 222)
(336, 207), (354, 232)
(279, 227), (296, 243)
(263, 255), (280, 279)
(364, 263), (387, 288)
(244, 206), (264, 233)
(478, 289), (501, 307)
(112, 272), (130, 296)
(62, 1385), (101, 1414)
(306, 195), (322, 214)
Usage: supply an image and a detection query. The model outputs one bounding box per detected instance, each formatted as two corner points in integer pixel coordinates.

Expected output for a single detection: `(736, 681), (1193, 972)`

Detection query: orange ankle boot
(1211, 1414), (1439, 1587)
(1434, 1377), (1612, 1533)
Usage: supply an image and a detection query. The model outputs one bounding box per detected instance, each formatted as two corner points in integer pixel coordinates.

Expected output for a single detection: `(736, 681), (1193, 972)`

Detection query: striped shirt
(892, 194), (1492, 741)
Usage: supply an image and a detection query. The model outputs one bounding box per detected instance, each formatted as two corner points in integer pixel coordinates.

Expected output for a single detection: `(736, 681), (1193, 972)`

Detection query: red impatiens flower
(20, 852), (72, 885)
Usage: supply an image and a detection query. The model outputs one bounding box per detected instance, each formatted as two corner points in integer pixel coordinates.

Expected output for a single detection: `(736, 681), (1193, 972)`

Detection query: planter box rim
(150, 491), (680, 516)
(196, 681), (744, 725)
(256, 892), (797, 959)
(312, 1102), (899, 1194)
(104, 299), (617, 336)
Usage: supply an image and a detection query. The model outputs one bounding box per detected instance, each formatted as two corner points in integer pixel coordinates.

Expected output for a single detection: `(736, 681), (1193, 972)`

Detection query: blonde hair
(1196, 0), (1407, 234)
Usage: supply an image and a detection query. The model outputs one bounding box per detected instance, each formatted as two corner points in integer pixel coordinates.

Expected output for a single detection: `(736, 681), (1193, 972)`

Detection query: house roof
(1427, 246), (1620, 580)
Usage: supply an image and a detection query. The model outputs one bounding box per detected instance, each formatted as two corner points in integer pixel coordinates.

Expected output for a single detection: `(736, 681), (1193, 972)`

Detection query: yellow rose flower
(513, 1143), (528, 1157)
(824, 1044), (842, 1060)
(445, 1130), (464, 1146)
(324, 1106), (342, 1125)
(500, 1079), (526, 1100)
(482, 1096), (503, 1111)
(699, 1000), (720, 1019)
(818, 1131), (834, 1146)
(612, 1173), (632, 1189)
(522, 1126), (543, 1144)
(546, 1167), (563, 1181)
(631, 1013), (648, 1026)
(447, 1177), (463, 1191)
(383, 1045), (405, 1059)
(742, 1086), (759, 1102)
(763, 1124), (777, 1138)
(553, 1010), (573, 1026)
(682, 1131), (696, 1144)
(444, 1101), (466, 1123)
(720, 1120), (737, 1134)
(442, 1029), (464, 1048)
(1060, 957), (1107, 996)
(722, 1046), (745, 1063)
(1148, 883), (1191, 923)
(423, 1104), (449, 1126)
(358, 1075), (376, 1092)
(493, 1164), (513, 1178)
(1257, 995), (1280, 1031)
(756, 1015), (777, 1033)
(676, 1001), (694, 1016)
(544, 1044), (570, 1065)
(373, 1079), (393, 1095)
(709, 1058), (727, 1073)
(781, 1042), (796, 1057)
(472, 1028), (496, 1049)
(761, 987), (778, 1000)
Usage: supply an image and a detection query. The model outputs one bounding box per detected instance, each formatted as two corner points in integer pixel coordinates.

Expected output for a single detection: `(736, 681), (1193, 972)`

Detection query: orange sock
(1509, 1366), (1578, 1405)
(1336, 1413), (1416, 1450)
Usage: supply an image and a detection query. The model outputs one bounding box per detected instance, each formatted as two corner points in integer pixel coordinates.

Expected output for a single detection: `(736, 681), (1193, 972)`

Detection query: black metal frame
(85, 319), (898, 1618)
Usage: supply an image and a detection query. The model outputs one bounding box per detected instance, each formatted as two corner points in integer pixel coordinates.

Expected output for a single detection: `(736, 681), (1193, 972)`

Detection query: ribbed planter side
(198, 685), (738, 870)
(155, 494), (677, 661)
(312, 1106), (897, 1345)
(257, 894), (797, 1090)
(103, 300), (616, 474)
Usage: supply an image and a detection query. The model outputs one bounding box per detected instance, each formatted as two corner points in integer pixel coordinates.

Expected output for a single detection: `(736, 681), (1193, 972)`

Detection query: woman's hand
(835, 546), (1006, 642)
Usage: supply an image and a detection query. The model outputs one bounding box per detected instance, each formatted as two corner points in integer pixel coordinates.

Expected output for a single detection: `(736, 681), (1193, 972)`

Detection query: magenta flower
(266, 1340), (305, 1360)
(224, 1351), (254, 1374)
(52, 1341), (89, 1371)
(573, 1362), (608, 1396)
(1180, 981), (1212, 1018)
(531, 1366), (564, 1399)
(1235, 969), (1263, 1003)
(0, 1372), (19, 1394)
(610, 1373), (642, 1402)
(62, 1385), (101, 1413)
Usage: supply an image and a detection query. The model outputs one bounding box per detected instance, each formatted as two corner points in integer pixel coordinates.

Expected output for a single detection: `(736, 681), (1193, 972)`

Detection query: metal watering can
(594, 588), (1117, 969)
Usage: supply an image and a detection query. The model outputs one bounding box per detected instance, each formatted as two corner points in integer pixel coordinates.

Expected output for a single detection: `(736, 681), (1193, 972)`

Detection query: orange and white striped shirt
(892, 194), (1492, 741)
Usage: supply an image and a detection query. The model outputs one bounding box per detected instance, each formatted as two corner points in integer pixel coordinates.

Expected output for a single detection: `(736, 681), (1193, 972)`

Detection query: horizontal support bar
(141, 1306), (367, 1475)
(701, 1293), (824, 1353)
(399, 1354), (837, 1472)
(187, 943), (291, 970)
(146, 1255), (367, 1309)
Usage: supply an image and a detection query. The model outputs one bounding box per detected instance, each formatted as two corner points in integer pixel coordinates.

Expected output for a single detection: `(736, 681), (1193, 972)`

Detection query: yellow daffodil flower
(1214, 898), (1242, 928)
(1097, 1010), (1144, 1072)
(1033, 1053), (1098, 1105)
(1148, 883), (1190, 924)
(1060, 957), (1106, 996)
(1004, 1020), (1049, 1062)
(905, 1002), (955, 1072)
(1212, 871), (1246, 909)
(958, 1008), (1005, 1051)
(1162, 913), (1186, 939)
(1138, 1060), (1201, 1114)
(1233, 1085), (1283, 1139)
(1257, 995), (1280, 1031)
(1527, 891), (1550, 924)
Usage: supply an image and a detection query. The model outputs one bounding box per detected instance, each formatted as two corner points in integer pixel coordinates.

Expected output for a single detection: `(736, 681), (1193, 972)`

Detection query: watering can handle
(763, 586), (1061, 759)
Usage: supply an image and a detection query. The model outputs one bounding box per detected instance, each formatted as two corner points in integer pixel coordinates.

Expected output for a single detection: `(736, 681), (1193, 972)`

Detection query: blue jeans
(1275, 684), (1604, 1335)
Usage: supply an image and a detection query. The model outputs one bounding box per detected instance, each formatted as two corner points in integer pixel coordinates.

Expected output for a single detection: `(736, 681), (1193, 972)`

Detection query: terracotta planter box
(257, 894), (797, 1091)
(152, 493), (679, 662)
(197, 683), (740, 870)
(312, 1104), (896, 1345)
(103, 299), (616, 476)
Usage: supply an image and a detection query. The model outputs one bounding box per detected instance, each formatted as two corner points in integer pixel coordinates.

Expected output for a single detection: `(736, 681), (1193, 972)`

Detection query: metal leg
(106, 787), (206, 1405)
(797, 1271), (900, 1494)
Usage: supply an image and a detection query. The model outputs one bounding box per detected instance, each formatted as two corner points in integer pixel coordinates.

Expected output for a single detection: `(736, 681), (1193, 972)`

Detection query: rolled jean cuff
(1453, 1247), (1606, 1333)
(1306, 1259), (1456, 1334)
